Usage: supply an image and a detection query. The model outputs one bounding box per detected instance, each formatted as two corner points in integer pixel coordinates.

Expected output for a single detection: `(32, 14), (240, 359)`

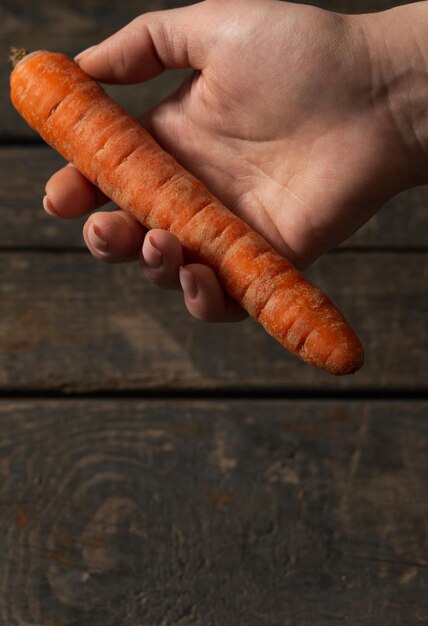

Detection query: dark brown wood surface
(0, 250), (427, 392)
(1, 1), (427, 624)
(1, 399), (427, 625)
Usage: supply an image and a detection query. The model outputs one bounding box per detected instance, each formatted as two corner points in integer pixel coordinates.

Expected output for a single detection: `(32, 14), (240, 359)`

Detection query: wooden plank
(0, 251), (426, 391)
(0, 148), (85, 248)
(1, 0), (408, 137)
(305, 0), (406, 12)
(1, 147), (427, 249)
(0, 398), (427, 624)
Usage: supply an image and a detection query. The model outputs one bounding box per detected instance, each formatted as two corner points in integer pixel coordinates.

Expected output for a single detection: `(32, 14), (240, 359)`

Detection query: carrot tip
(9, 47), (30, 68)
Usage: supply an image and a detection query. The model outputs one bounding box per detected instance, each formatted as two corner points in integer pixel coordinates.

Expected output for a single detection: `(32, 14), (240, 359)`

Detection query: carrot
(9, 48), (364, 375)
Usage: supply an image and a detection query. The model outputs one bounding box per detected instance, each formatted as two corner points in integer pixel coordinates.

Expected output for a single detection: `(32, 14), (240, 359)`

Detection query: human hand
(44, 0), (428, 322)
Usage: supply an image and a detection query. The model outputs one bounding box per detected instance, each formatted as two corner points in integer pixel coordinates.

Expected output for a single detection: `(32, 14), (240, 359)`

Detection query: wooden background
(0, 0), (427, 624)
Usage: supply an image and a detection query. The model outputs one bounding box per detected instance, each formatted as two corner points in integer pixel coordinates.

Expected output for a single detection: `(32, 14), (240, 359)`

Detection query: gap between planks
(0, 389), (427, 401)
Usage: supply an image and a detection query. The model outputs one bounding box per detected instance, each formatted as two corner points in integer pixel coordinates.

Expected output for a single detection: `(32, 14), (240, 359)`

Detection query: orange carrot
(10, 49), (364, 375)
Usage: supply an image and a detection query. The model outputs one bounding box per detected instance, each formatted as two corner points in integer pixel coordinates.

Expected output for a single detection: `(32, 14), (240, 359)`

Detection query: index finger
(44, 163), (110, 218)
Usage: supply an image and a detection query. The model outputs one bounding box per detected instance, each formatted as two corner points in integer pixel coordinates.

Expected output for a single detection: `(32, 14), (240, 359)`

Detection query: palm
(148, 1), (410, 268)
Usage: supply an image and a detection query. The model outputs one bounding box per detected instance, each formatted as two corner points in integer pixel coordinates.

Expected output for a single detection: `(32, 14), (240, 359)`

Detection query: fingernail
(145, 235), (162, 269)
(43, 195), (58, 217)
(75, 45), (97, 63)
(87, 222), (108, 253)
(179, 266), (198, 299)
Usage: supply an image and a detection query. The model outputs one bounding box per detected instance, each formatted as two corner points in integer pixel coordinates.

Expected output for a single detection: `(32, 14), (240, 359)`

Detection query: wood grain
(1, 0), (411, 138)
(0, 251), (426, 391)
(0, 147), (427, 250)
(0, 399), (427, 625)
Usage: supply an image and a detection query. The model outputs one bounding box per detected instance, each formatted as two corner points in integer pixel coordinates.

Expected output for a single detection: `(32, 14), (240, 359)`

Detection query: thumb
(74, 3), (209, 84)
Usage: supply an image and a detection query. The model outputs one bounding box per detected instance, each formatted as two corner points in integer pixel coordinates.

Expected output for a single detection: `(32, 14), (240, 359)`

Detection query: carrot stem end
(9, 47), (30, 67)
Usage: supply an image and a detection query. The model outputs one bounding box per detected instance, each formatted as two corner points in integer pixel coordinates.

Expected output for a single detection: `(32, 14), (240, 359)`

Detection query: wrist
(353, 3), (428, 185)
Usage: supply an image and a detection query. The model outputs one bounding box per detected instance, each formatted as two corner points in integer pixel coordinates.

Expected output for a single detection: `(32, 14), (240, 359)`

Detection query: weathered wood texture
(1, 147), (427, 250)
(0, 251), (426, 391)
(0, 399), (427, 625)
(1, 0), (411, 137)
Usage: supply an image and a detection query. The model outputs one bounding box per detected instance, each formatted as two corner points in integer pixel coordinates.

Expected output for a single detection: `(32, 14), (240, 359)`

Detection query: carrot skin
(10, 51), (364, 375)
